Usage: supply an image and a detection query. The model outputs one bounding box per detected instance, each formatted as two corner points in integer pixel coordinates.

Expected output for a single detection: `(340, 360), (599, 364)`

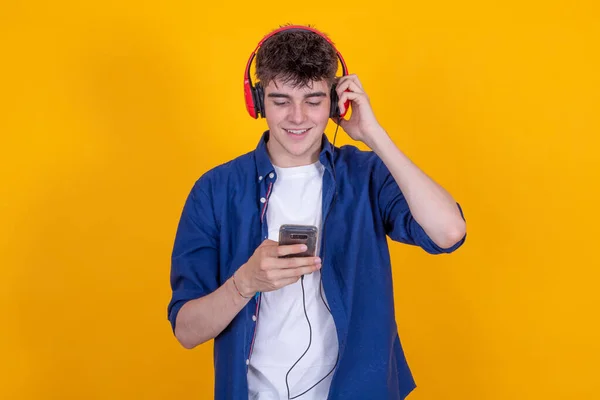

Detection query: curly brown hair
(255, 25), (338, 89)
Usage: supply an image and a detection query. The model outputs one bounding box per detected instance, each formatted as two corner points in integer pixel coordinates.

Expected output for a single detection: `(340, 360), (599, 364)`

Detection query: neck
(266, 135), (321, 168)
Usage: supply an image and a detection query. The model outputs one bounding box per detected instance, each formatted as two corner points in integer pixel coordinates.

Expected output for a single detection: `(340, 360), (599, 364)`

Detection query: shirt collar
(254, 130), (335, 180)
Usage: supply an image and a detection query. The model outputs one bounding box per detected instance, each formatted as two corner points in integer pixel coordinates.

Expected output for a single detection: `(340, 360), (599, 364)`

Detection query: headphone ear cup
(330, 83), (340, 118)
(245, 80), (258, 119)
(255, 83), (265, 118)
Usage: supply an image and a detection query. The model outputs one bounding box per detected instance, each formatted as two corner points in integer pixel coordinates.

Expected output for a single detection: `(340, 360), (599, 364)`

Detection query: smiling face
(263, 78), (332, 167)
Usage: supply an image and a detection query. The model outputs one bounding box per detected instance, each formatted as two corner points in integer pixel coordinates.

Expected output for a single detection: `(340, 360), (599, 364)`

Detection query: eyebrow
(267, 91), (328, 99)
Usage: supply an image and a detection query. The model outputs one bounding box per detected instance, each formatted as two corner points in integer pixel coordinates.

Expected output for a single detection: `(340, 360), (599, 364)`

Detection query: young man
(167, 25), (466, 400)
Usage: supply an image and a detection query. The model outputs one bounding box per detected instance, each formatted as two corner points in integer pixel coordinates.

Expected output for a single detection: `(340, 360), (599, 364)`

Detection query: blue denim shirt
(168, 131), (466, 399)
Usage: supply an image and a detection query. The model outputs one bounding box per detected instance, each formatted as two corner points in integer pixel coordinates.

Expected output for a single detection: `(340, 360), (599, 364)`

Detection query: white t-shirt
(247, 161), (339, 400)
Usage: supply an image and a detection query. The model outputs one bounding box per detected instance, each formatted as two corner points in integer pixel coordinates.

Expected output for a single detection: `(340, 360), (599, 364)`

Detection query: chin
(267, 125), (324, 165)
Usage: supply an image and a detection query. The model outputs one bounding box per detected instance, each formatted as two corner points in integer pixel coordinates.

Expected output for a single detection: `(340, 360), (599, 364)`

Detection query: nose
(288, 103), (307, 125)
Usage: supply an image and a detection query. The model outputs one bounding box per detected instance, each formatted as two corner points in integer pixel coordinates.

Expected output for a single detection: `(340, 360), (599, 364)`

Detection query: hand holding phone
(234, 228), (321, 296)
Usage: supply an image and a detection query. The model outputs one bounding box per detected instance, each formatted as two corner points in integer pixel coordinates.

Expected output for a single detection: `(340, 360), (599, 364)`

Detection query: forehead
(264, 78), (329, 94)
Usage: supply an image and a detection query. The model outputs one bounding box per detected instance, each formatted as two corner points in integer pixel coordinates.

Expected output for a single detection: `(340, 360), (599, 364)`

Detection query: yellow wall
(1, 1), (599, 399)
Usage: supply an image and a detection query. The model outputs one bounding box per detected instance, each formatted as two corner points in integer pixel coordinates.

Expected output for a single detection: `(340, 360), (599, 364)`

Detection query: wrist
(365, 126), (390, 153)
(233, 266), (255, 299)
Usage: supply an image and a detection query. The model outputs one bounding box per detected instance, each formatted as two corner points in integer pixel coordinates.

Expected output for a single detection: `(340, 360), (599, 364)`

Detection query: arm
(368, 130), (466, 249)
(167, 180), (320, 349)
(174, 242), (321, 349)
(174, 276), (251, 349)
(333, 74), (466, 250)
(167, 180), (229, 349)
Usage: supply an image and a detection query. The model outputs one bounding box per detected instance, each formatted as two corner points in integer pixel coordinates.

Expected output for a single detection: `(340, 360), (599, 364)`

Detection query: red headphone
(243, 25), (349, 119)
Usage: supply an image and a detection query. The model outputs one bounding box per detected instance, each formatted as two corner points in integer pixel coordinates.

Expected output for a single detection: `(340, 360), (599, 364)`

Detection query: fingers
(258, 259), (322, 291)
(278, 256), (321, 269)
(334, 74), (369, 115)
(271, 243), (308, 258)
(252, 239), (323, 292)
(268, 262), (322, 283)
(336, 77), (363, 94)
(277, 263), (322, 279)
(261, 253), (320, 270)
(338, 90), (367, 115)
(259, 243), (318, 265)
(336, 74), (364, 91)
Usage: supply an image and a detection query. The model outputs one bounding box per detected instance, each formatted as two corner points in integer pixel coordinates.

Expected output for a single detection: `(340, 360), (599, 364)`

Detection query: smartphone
(278, 224), (318, 258)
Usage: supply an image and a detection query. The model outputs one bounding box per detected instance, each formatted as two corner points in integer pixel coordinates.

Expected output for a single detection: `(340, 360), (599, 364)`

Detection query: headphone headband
(244, 25), (349, 119)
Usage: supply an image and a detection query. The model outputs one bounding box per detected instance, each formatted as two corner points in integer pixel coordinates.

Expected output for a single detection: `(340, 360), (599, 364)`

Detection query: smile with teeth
(285, 128), (311, 135)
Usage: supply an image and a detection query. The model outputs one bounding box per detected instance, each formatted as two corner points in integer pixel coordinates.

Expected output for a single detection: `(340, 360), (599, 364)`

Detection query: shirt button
(269, 172), (275, 179)
(260, 197), (266, 204)
(252, 315), (257, 322)
(246, 359), (250, 365)
(258, 176), (263, 181)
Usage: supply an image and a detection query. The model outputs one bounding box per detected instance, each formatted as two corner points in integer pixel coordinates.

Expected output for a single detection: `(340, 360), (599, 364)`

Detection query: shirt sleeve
(375, 157), (466, 255)
(167, 179), (220, 332)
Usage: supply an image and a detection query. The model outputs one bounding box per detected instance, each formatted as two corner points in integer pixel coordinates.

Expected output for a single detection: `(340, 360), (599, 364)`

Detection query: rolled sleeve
(375, 159), (466, 255)
(167, 179), (220, 332)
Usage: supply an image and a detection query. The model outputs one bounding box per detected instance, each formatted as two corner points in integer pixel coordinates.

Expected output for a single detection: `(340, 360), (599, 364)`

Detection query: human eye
(273, 101), (288, 106)
(307, 101), (322, 106)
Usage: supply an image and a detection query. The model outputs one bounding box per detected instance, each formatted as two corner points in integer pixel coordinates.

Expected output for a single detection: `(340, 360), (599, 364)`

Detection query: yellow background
(1, 1), (599, 399)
